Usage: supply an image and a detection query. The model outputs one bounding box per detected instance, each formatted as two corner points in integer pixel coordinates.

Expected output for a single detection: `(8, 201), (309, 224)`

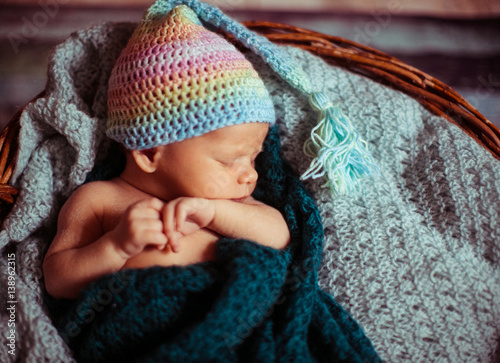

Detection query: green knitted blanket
(47, 128), (381, 362)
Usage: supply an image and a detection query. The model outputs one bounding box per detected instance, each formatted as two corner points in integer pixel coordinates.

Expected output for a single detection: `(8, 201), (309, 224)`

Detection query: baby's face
(156, 122), (269, 201)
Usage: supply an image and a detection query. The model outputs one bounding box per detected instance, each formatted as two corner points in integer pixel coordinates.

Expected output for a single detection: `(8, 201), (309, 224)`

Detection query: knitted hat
(108, 0), (378, 195)
(107, 5), (275, 150)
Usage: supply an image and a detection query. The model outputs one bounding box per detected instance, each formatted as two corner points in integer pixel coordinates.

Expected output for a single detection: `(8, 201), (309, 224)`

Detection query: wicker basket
(1, 22), (499, 222)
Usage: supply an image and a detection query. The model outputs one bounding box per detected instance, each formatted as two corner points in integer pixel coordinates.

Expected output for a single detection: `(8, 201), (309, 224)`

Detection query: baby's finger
(162, 200), (176, 234)
(130, 208), (162, 222)
(175, 201), (189, 232)
(162, 201), (181, 252)
(132, 198), (165, 213)
(140, 219), (164, 232)
(169, 235), (181, 253)
(142, 230), (168, 247)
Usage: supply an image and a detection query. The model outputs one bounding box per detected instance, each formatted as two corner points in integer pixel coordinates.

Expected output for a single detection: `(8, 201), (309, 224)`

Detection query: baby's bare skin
(43, 123), (290, 300)
(81, 178), (221, 269)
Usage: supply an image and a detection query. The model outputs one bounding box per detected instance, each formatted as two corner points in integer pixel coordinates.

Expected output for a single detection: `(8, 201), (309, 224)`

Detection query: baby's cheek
(201, 170), (233, 198)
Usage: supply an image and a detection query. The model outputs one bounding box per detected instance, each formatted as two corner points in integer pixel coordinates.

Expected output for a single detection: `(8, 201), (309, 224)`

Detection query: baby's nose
(238, 165), (258, 184)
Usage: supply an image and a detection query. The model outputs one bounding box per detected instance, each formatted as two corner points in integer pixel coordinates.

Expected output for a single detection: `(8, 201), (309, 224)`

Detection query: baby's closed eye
(217, 158), (235, 166)
(217, 147), (262, 167)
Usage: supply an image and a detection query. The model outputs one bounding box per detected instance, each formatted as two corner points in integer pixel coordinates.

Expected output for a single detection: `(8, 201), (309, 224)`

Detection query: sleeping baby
(43, 5), (290, 300)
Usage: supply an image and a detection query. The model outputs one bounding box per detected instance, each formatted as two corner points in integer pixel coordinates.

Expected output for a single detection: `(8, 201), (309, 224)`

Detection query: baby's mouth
(231, 196), (248, 203)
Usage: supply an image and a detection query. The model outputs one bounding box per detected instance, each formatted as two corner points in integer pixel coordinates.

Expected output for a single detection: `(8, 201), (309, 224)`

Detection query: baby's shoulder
(70, 180), (118, 200)
(62, 180), (120, 214)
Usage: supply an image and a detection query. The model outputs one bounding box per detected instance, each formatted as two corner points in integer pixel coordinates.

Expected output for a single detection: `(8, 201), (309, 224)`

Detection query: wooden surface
(2, 0), (500, 17)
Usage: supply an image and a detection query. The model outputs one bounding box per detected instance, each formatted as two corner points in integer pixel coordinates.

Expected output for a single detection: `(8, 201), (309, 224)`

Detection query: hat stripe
(111, 63), (263, 116)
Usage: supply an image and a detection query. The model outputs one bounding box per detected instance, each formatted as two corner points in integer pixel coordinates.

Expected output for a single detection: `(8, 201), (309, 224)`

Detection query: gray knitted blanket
(0, 22), (499, 362)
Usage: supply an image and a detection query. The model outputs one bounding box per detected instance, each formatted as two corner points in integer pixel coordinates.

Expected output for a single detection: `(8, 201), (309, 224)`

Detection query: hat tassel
(301, 92), (378, 195)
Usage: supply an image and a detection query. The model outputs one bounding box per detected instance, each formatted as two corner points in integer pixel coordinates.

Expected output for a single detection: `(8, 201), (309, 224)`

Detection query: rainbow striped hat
(107, 5), (275, 150)
(107, 0), (378, 196)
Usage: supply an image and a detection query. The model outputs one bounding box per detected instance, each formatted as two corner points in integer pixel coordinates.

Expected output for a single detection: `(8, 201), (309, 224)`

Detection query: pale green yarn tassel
(301, 92), (378, 195)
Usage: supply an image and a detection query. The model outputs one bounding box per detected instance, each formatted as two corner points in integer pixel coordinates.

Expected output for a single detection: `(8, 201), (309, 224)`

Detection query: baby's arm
(44, 185), (167, 299)
(211, 198), (290, 248)
(164, 197), (290, 250)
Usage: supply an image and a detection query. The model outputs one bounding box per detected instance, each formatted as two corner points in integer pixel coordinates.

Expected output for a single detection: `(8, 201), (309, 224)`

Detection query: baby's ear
(131, 148), (161, 173)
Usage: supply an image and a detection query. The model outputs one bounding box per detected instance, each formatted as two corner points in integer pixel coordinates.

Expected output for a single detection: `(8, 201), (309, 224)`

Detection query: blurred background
(1, 0), (499, 131)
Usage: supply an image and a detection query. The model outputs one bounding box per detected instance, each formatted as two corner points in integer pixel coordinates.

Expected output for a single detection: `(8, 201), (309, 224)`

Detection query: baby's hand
(111, 198), (168, 259)
(162, 197), (215, 253)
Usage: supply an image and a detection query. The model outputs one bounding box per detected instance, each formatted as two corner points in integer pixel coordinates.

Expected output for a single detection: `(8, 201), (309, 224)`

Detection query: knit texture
(0, 20), (499, 363)
(47, 127), (381, 362)
(107, 5), (275, 149)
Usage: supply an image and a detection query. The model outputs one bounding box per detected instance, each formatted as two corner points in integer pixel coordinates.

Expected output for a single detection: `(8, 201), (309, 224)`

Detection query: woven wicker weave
(1, 22), (499, 222)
